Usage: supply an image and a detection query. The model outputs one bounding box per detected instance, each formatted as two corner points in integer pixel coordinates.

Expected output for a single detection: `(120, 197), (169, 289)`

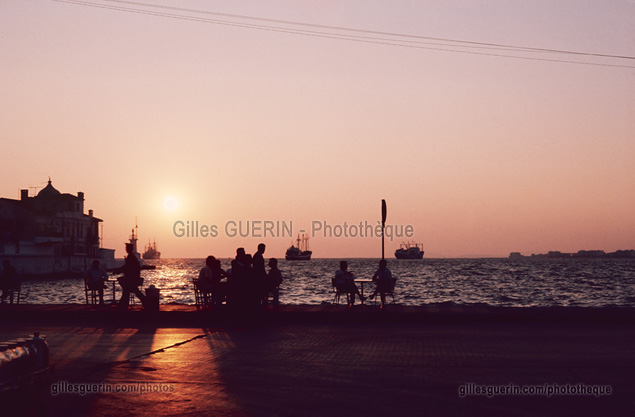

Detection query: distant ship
(285, 234), (312, 260)
(395, 242), (424, 259)
(142, 239), (161, 260)
(127, 224), (156, 269)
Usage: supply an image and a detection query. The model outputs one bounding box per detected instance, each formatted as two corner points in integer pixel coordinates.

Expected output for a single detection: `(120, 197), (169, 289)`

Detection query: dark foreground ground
(1, 304), (634, 416)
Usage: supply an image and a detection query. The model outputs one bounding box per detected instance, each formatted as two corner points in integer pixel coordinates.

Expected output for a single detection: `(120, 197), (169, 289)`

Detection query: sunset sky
(1, 0), (634, 258)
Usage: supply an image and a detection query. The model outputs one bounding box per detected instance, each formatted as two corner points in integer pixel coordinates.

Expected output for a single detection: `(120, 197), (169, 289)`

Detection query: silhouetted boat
(285, 234), (312, 260)
(142, 239), (161, 260)
(395, 242), (424, 259)
(128, 224), (156, 269)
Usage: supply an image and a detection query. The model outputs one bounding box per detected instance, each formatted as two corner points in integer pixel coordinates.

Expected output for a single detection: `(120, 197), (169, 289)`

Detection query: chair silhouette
(192, 278), (213, 310)
(84, 277), (98, 305)
(331, 278), (351, 306)
(264, 286), (280, 305)
(371, 278), (396, 306)
(6, 287), (21, 304)
(192, 278), (203, 309)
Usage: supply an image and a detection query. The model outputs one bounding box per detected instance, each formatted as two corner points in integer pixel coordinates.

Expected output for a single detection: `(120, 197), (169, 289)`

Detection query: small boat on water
(395, 241), (424, 259)
(142, 239), (161, 260)
(285, 234), (312, 260)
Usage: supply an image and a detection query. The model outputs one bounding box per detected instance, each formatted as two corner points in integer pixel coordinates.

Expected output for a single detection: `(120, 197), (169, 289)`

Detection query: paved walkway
(1, 318), (634, 416)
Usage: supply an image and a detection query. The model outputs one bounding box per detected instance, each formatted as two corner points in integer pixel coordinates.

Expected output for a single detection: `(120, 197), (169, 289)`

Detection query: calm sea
(16, 258), (635, 307)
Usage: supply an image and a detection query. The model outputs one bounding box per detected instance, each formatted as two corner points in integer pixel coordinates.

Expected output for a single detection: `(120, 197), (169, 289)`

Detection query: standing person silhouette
(252, 243), (266, 276)
(252, 243), (267, 304)
(229, 247), (247, 306)
(113, 243), (146, 309)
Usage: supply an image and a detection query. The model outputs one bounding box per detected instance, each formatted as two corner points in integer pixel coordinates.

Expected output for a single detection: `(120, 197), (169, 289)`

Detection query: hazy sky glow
(1, 0), (634, 258)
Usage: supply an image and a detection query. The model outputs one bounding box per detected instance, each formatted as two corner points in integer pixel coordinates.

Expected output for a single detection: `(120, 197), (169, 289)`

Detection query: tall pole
(381, 199), (387, 260)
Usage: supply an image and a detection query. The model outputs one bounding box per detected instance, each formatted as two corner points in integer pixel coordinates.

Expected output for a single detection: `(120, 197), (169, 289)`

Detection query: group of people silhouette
(334, 259), (395, 307)
(83, 242), (146, 308)
(84, 242), (286, 310)
(7, 240), (395, 309)
(198, 243), (283, 308)
(196, 246), (397, 309)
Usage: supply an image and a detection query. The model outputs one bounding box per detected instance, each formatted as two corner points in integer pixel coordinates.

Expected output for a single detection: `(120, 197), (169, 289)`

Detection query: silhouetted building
(0, 179), (115, 275)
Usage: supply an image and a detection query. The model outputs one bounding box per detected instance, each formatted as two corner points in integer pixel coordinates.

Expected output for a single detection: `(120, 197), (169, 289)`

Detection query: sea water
(17, 258), (635, 307)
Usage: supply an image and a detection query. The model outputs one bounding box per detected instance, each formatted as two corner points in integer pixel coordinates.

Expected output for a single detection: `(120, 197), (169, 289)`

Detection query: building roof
(36, 179), (61, 198)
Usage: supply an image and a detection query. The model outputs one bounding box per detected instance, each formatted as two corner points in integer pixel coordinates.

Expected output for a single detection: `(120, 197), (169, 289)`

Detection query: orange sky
(1, 0), (634, 258)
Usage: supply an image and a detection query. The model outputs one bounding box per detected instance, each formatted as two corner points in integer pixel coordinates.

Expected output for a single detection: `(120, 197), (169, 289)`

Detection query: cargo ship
(142, 239), (161, 260)
(395, 242), (424, 259)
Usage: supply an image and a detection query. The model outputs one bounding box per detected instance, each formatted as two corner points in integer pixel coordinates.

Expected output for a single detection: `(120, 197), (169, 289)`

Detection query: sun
(164, 197), (179, 210)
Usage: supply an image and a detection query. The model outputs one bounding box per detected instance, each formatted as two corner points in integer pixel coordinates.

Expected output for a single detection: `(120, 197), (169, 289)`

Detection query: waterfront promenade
(1, 304), (634, 416)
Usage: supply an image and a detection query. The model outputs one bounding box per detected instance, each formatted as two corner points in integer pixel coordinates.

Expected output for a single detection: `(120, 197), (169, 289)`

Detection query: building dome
(37, 179), (61, 198)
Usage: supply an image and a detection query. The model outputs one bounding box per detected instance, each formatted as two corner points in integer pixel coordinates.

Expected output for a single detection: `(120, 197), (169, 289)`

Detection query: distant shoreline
(509, 249), (635, 260)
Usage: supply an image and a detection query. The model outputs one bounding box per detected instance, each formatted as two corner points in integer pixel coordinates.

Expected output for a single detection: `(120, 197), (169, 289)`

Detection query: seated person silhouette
(0, 260), (19, 303)
(198, 256), (216, 305)
(199, 256), (228, 305)
(85, 259), (108, 305)
(265, 258), (283, 305)
(211, 259), (228, 304)
(369, 259), (395, 306)
(334, 261), (365, 305)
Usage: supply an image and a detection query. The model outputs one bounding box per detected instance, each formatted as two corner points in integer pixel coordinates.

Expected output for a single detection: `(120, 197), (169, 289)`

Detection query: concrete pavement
(1, 315), (634, 416)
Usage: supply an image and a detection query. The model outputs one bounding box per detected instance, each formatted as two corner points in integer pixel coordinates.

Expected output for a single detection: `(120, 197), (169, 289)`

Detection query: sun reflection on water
(17, 258), (635, 308)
